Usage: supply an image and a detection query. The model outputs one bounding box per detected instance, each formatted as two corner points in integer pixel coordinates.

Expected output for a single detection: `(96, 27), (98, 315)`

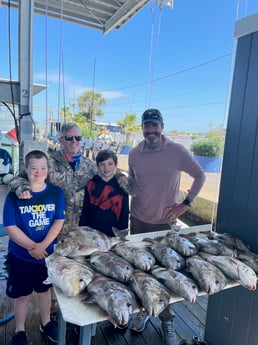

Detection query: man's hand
(117, 174), (137, 197)
(117, 174), (128, 186)
(164, 203), (189, 222)
(18, 190), (32, 199)
(8, 176), (32, 198)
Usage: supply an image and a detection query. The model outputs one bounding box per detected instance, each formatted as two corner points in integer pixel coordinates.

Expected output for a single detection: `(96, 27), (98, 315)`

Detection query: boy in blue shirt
(3, 150), (66, 345)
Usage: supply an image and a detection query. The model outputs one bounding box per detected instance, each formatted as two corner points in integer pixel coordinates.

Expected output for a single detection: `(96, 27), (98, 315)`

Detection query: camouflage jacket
(9, 151), (98, 236)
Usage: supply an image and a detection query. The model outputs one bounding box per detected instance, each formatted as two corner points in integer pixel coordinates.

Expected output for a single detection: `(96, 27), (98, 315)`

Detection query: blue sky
(1, 0), (258, 133)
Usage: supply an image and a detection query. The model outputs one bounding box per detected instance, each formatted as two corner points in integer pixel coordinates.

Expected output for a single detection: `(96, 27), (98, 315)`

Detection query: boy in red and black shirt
(79, 149), (130, 236)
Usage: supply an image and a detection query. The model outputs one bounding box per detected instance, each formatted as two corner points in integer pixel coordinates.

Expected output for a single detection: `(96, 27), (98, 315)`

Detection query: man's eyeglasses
(63, 135), (82, 141)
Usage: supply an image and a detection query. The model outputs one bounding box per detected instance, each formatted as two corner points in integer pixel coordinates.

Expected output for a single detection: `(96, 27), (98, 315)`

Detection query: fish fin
(81, 294), (97, 304)
(142, 237), (154, 243)
(112, 227), (129, 240)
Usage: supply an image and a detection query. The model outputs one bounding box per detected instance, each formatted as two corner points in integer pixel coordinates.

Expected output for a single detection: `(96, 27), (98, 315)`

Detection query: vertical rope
(244, 0), (249, 16)
(146, 3), (163, 108)
(44, 0), (49, 138)
(57, 0), (64, 123)
(7, 0), (19, 142)
(147, 4), (163, 108)
(62, 51), (66, 122)
(146, 5), (156, 108)
(211, 0), (240, 230)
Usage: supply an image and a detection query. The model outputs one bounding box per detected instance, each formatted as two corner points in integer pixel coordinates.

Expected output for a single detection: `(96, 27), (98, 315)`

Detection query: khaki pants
(130, 215), (173, 234)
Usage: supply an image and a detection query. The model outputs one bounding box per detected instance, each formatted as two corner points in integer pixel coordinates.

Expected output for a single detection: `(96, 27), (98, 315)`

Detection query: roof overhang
(1, 0), (151, 34)
(0, 78), (46, 104)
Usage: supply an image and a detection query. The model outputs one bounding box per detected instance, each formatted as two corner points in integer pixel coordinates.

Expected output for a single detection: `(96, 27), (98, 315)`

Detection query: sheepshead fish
(90, 251), (134, 282)
(151, 265), (199, 303)
(147, 240), (185, 270)
(44, 253), (95, 297)
(208, 232), (250, 253)
(83, 273), (139, 328)
(113, 243), (155, 271)
(54, 226), (125, 257)
(186, 255), (228, 294)
(129, 269), (171, 317)
(206, 255), (257, 290)
(237, 251), (258, 274)
(161, 233), (198, 257)
(189, 235), (237, 257)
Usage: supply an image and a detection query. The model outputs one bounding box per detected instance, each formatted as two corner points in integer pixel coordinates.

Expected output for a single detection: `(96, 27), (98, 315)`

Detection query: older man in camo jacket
(9, 123), (134, 237)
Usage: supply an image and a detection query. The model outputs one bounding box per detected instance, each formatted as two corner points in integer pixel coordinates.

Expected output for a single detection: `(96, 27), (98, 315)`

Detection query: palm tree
(117, 112), (141, 145)
(79, 90), (106, 133)
(59, 106), (73, 122)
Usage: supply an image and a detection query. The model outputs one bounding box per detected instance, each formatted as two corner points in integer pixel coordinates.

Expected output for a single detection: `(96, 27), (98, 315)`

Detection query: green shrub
(191, 138), (224, 157)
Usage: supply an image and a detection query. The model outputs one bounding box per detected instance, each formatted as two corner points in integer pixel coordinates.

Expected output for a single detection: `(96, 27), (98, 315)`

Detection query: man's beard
(144, 131), (161, 148)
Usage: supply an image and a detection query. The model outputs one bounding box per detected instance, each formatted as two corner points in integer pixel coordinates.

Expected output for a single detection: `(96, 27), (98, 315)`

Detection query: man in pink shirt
(128, 109), (206, 345)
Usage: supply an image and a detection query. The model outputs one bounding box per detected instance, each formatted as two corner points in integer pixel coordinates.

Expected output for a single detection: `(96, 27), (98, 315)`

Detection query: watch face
(183, 199), (190, 206)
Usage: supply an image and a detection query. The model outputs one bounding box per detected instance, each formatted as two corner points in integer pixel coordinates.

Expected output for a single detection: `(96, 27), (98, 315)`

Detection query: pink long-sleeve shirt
(128, 135), (206, 224)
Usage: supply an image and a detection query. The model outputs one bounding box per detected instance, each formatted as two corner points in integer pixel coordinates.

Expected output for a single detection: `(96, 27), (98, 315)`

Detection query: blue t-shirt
(3, 183), (66, 263)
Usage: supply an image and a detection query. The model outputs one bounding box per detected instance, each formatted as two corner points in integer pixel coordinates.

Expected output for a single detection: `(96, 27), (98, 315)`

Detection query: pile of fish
(45, 226), (258, 328)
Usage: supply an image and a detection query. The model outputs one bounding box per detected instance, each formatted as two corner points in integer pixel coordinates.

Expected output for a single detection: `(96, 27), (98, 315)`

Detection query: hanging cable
(57, 0), (65, 123)
(146, 2), (163, 108)
(211, 0), (240, 230)
(6, 0), (19, 143)
(62, 50), (66, 122)
(146, 3), (156, 107)
(244, 0), (249, 16)
(102, 53), (233, 92)
(44, 0), (49, 138)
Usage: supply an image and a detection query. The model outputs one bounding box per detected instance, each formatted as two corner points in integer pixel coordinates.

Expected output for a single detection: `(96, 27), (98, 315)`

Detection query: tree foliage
(191, 126), (225, 157)
(117, 112), (141, 144)
(79, 90), (106, 122)
(59, 107), (73, 121)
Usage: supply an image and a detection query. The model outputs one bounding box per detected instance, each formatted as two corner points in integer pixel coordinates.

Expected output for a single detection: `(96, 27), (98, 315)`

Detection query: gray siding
(205, 30), (258, 345)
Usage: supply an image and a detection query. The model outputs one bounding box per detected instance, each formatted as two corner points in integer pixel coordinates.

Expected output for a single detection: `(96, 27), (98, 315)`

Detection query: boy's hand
(28, 243), (48, 260)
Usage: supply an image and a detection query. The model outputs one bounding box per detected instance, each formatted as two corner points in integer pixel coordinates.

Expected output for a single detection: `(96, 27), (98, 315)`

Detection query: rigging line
(102, 52), (234, 92)
(7, 0), (19, 142)
(147, 3), (163, 108)
(57, 0), (64, 123)
(212, 0), (240, 230)
(146, 3), (156, 108)
(244, 0), (248, 17)
(103, 100), (225, 115)
(128, 4), (159, 113)
(45, 0), (49, 138)
(62, 50), (66, 121)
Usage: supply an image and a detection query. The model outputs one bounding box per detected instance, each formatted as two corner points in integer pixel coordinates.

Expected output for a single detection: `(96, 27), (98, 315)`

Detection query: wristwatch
(182, 198), (191, 207)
